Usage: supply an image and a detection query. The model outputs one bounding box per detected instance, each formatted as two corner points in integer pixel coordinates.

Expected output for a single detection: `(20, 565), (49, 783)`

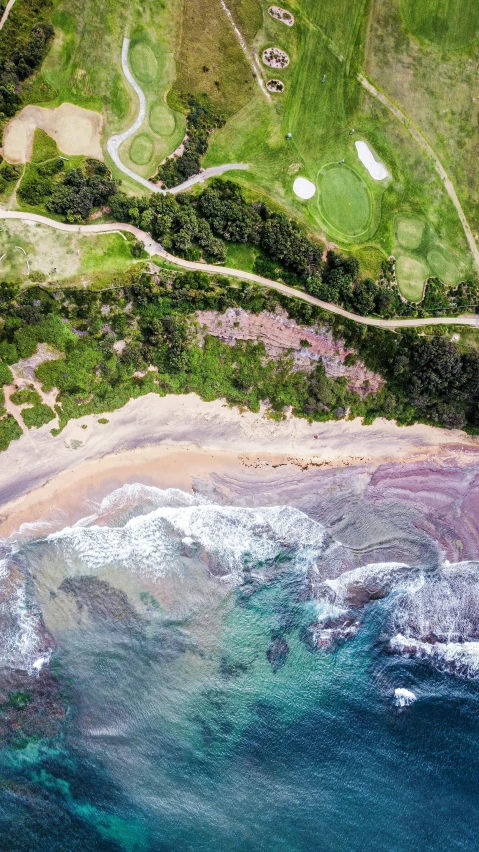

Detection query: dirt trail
(358, 73), (479, 271)
(218, 0), (272, 102)
(1, 209), (478, 330)
(0, 0), (15, 31)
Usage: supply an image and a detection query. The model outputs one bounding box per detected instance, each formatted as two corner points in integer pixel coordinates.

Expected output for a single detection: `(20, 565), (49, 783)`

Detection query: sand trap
(293, 177), (315, 199)
(262, 47), (290, 68)
(268, 6), (294, 25)
(267, 79), (285, 93)
(355, 140), (388, 181)
(2, 103), (104, 165)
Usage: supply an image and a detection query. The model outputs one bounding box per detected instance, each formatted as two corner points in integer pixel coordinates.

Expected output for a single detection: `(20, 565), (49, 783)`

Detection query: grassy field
(400, 0), (479, 50)
(171, 0), (258, 116)
(0, 220), (138, 286)
(367, 0), (479, 265)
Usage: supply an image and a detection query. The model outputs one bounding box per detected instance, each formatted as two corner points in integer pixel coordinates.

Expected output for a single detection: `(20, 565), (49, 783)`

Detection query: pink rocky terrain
(196, 308), (382, 396)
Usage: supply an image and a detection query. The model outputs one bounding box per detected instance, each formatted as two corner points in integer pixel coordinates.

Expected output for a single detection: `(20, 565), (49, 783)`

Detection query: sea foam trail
(0, 569), (51, 675)
(47, 490), (329, 579)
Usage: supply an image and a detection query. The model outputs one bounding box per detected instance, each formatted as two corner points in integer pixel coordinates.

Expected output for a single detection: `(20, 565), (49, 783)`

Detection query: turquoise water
(0, 486), (478, 851)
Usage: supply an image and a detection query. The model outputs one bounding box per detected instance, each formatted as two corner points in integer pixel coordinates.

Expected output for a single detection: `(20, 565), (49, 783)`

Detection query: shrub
(21, 403), (55, 428)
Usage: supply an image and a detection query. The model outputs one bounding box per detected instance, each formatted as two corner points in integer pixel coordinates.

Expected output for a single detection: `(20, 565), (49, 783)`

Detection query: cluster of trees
(2, 267), (479, 459)
(18, 159), (118, 220)
(154, 97), (225, 188)
(0, 0), (53, 129)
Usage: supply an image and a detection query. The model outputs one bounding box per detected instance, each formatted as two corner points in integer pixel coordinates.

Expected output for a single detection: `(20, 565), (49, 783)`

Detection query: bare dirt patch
(267, 79), (285, 93)
(268, 6), (294, 26)
(262, 47), (290, 69)
(2, 103), (103, 165)
(196, 307), (383, 396)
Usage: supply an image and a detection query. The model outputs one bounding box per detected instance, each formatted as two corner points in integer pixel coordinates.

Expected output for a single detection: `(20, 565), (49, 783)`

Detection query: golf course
(1, 0), (478, 305)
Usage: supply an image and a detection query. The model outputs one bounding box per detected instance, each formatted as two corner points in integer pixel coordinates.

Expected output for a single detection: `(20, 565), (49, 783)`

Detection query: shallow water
(0, 484), (478, 851)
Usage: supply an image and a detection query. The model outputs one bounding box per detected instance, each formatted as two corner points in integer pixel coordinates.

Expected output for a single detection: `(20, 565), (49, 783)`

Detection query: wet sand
(0, 391), (477, 539)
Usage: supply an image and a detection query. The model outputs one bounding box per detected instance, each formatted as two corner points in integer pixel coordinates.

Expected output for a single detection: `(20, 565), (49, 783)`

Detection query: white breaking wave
(391, 634), (479, 677)
(394, 687), (417, 707)
(321, 561), (412, 608)
(75, 484), (207, 527)
(0, 582), (51, 675)
(47, 491), (328, 579)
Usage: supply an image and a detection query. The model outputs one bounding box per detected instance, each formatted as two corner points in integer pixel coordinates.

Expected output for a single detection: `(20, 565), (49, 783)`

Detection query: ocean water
(0, 484), (478, 851)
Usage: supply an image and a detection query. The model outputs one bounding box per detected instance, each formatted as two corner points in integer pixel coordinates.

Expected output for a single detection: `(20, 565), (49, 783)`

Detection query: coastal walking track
(1, 209), (478, 330)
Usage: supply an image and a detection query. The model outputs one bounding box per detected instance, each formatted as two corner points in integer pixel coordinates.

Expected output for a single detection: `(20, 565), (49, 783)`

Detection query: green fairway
(150, 102), (176, 136)
(318, 165), (372, 238)
(427, 246), (463, 286)
(129, 133), (155, 166)
(400, 0), (479, 49)
(395, 215), (426, 250)
(129, 41), (158, 84)
(396, 254), (428, 301)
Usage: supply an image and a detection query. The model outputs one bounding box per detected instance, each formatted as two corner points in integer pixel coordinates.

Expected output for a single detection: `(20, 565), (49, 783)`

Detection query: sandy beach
(0, 391), (477, 538)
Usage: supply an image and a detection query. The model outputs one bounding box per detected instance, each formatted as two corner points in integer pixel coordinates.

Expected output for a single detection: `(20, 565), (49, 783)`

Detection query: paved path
(358, 74), (479, 271)
(0, 0), (15, 31)
(1, 209), (477, 329)
(106, 38), (249, 195)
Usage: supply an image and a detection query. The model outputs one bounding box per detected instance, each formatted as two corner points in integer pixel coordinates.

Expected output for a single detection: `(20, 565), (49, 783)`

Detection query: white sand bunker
(262, 47), (290, 68)
(2, 103), (104, 165)
(268, 6), (295, 25)
(267, 79), (285, 93)
(355, 140), (388, 181)
(293, 177), (315, 199)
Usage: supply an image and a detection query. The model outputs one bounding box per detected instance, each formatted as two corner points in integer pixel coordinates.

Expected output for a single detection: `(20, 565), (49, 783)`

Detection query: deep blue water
(0, 486), (478, 851)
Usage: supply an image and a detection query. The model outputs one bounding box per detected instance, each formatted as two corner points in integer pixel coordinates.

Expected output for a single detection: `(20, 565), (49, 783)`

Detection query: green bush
(0, 414), (22, 450)
(10, 386), (42, 406)
(21, 403), (55, 428)
(0, 360), (13, 384)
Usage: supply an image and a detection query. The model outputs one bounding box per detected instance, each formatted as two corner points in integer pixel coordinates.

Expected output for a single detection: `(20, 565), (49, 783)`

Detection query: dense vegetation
(0, 0), (53, 137)
(154, 97), (225, 188)
(1, 264), (479, 456)
(18, 157), (118, 221)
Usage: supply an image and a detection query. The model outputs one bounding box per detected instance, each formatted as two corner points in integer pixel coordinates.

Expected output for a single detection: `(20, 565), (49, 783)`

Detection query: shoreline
(0, 391), (477, 537)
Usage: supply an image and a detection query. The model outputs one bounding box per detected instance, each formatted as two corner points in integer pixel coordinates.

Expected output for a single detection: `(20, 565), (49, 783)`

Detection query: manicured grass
(117, 32), (186, 180)
(129, 41), (158, 84)
(150, 102), (176, 136)
(395, 254), (428, 301)
(31, 129), (59, 163)
(427, 246), (463, 286)
(129, 133), (155, 166)
(400, 0), (479, 49)
(367, 0), (478, 268)
(318, 165), (372, 238)
(395, 215), (426, 251)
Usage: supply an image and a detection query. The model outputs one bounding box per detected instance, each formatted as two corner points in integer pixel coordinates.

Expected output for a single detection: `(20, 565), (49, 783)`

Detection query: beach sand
(0, 391), (477, 537)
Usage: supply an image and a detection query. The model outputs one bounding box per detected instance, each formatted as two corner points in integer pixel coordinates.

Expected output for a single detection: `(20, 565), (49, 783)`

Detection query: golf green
(150, 102), (176, 136)
(129, 133), (154, 165)
(395, 215), (426, 251)
(318, 165), (372, 238)
(396, 254), (428, 301)
(130, 42), (158, 84)
(427, 246), (461, 286)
